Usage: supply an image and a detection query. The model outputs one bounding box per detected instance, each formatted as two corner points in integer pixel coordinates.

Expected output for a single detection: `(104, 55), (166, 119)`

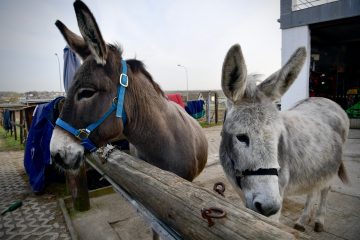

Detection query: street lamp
(55, 53), (62, 93)
(177, 64), (189, 102)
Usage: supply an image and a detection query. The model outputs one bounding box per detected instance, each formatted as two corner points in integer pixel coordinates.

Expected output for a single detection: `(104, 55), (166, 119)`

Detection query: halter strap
(116, 63), (128, 122)
(55, 59), (128, 152)
(236, 168), (278, 189)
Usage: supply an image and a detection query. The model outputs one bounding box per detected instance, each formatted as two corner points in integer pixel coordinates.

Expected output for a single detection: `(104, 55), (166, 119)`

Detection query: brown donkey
(50, 0), (207, 181)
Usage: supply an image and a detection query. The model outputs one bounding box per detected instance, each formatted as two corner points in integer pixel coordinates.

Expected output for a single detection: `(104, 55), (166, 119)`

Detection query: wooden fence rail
(0, 106), (36, 145)
(86, 149), (309, 240)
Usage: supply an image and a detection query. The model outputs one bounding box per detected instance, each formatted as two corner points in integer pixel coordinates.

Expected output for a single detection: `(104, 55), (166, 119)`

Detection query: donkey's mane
(109, 43), (165, 98)
(126, 59), (165, 97)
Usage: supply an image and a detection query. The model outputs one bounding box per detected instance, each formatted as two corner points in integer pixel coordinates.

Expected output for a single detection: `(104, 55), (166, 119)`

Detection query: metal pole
(55, 53), (62, 93)
(177, 64), (189, 102)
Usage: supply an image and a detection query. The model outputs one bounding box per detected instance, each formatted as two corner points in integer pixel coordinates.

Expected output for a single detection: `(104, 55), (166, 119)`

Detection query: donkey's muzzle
(253, 200), (280, 217)
(52, 151), (83, 170)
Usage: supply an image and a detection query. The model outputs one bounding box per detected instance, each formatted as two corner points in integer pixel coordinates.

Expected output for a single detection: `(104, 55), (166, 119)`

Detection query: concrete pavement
(0, 151), (70, 240)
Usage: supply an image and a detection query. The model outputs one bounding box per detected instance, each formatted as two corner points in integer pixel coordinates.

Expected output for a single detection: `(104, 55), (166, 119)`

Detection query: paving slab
(69, 193), (152, 240)
(0, 151), (70, 240)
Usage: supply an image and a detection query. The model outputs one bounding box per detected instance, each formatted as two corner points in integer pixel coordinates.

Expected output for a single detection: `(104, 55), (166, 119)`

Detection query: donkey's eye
(236, 134), (249, 146)
(77, 89), (96, 100)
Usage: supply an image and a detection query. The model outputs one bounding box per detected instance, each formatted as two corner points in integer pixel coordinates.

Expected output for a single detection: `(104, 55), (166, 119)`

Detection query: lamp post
(55, 53), (62, 93)
(177, 64), (189, 102)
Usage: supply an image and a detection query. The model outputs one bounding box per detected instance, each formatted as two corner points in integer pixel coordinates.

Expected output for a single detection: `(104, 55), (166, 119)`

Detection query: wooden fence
(0, 105), (36, 144)
(75, 147), (310, 239)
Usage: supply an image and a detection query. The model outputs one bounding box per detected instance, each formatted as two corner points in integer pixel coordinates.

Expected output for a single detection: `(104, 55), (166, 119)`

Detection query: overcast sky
(0, 0), (281, 92)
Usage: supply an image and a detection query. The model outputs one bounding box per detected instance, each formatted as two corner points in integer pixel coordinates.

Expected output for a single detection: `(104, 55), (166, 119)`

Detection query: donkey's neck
(123, 74), (169, 145)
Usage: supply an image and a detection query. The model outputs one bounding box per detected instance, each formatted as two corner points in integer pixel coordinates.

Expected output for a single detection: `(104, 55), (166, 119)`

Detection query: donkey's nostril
(52, 152), (68, 169)
(254, 201), (264, 215)
(53, 152), (62, 163)
(254, 201), (279, 217)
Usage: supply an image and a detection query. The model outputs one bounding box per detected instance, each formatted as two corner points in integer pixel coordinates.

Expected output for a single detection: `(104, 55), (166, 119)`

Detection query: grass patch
(198, 121), (222, 128)
(0, 127), (25, 151)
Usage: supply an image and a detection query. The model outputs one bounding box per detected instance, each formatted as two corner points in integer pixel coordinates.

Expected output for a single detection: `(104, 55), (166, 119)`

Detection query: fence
(63, 146), (310, 239)
(205, 93), (226, 124)
(0, 105), (36, 144)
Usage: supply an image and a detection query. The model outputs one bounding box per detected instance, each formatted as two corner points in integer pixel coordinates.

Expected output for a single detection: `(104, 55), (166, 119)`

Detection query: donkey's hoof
(314, 222), (324, 232)
(294, 223), (306, 232)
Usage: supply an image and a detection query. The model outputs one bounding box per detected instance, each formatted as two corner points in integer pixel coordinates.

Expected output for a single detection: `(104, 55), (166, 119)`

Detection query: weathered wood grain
(87, 150), (309, 240)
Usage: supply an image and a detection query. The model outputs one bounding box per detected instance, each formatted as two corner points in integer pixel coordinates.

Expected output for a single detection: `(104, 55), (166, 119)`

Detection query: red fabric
(166, 94), (185, 108)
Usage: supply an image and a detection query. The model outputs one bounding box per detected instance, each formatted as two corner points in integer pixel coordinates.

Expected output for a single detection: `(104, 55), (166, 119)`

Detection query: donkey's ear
(55, 20), (91, 60)
(258, 47), (306, 101)
(73, 0), (107, 65)
(221, 44), (247, 103)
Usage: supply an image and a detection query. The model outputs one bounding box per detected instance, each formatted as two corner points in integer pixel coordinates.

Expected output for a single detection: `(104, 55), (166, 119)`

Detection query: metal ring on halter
(113, 97), (118, 104)
(120, 73), (128, 87)
(76, 129), (90, 140)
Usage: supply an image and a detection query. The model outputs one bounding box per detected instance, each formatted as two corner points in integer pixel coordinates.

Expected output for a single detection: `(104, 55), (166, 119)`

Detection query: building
(279, 0), (360, 126)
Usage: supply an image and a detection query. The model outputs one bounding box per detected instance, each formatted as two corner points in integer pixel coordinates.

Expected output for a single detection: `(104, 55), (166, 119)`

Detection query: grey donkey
(219, 44), (349, 232)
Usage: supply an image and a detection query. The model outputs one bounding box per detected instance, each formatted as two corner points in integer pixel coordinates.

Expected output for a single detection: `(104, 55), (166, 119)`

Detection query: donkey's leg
(294, 192), (315, 232)
(314, 186), (330, 232)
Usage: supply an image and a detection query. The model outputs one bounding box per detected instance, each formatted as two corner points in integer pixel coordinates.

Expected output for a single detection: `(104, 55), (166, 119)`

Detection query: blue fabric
(63, 46), (80, 93)
(55, 118), (80, 137)
(56, 102), (117, 152)
(2, 110), (12, 131)
(185, 100), (205, 119)
(24, 97), (64, 193)
(86, 102), (117, 132)
(115, 60), (128, 124)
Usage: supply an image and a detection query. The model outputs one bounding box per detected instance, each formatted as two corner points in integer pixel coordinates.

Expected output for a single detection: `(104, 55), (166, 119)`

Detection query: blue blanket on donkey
(24, 97), (64, 193)
(185, 100), (205, 119)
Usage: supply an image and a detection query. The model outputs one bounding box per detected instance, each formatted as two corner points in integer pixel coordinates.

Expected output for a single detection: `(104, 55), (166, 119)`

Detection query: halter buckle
(76, 129), (90, 140)
(120, 74), (128, 87)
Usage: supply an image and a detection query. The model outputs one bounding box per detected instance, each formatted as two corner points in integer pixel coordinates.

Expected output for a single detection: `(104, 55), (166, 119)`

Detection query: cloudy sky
(0, 0), (281, 92)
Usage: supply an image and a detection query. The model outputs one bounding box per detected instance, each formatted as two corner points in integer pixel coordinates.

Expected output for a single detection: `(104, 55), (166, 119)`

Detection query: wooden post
(86, 150), (309, 240)
(22, 109), (28, 143)
(66, 162), (90, 212)
(19, 110), (24, 144)
(206, 92), (211, 124)
(12, 111), (17, 141)
(214, 92), (218, 124)
(9, 111), (13, 136)
(24, 106), (36, 132)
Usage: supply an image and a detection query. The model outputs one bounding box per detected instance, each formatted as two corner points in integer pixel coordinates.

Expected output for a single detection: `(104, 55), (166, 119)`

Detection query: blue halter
(55, 59), (128, 152)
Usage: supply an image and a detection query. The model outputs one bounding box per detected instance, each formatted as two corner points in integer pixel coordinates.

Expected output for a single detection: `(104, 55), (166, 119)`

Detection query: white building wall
(281, 25), (311, 110)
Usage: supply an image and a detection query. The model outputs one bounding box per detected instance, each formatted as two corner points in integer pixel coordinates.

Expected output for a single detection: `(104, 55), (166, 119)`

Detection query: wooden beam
(215, 92), (218, 124)
(12, 111), (17, 141)
(86, 150), (309, 240)
(19, 109), (24, 144)
(66, 162), (90, 212)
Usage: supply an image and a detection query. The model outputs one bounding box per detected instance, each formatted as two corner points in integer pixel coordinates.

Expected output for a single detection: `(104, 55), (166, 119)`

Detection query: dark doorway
(310, 16), (360, 118)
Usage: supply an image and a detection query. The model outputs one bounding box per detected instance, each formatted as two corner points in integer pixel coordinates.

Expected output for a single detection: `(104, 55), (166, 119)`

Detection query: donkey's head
(50, 1), (128, 170)
(220, 44), (306, 216)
